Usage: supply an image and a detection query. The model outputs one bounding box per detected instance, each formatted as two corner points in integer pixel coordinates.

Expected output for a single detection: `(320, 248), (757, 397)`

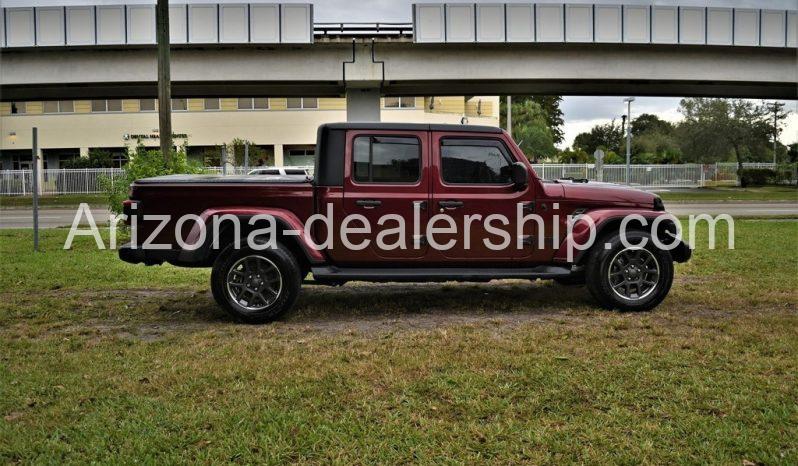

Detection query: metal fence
(0, 163), (784, 196)
(0, 168), (125, 196)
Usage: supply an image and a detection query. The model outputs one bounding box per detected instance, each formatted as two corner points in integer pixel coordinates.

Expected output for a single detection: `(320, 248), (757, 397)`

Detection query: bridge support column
(346, 88), (381, 122)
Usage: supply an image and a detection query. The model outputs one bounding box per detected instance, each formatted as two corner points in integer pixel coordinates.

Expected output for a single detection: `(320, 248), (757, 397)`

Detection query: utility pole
(506, 96), (512, 139)
(32, 127), (39, 251)
(623, 97), (635, 185)
(156, 0), (172, 164)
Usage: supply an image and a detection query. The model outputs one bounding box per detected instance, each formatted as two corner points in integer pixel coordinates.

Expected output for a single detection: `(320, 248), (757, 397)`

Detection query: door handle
(356, 199), (382, 208)
(438, 200), (464, 209)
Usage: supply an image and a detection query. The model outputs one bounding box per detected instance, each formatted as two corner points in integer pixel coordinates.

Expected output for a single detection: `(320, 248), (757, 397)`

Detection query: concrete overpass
(1, 2), (796, 121)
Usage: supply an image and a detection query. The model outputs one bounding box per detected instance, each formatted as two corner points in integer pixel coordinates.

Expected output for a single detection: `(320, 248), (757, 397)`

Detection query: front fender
(180, 206), (325, 265)
(552, 209), (680, 264)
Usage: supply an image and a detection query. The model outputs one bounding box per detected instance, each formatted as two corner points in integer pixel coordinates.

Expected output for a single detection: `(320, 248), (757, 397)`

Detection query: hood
(543, 180), (658, 209)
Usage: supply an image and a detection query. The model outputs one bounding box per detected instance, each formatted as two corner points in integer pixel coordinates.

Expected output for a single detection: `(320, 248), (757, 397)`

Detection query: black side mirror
(510, 162), (529, 191)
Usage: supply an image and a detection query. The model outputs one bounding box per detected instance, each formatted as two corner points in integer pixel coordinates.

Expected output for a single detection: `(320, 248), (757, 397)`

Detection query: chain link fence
(0, 163), (787, 196)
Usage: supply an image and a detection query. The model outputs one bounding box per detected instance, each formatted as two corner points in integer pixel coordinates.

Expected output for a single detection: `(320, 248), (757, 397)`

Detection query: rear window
(284, 169), (306, 175)
(352, 136), (420, 183)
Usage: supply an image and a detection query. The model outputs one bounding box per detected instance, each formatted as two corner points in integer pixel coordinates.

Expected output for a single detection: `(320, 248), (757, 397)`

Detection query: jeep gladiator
(120, 123), (691, 323)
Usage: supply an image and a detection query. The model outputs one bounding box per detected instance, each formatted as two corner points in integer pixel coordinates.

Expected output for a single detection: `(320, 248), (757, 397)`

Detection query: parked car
(120, 123), (690, 323)
(248, 167), (310, 177)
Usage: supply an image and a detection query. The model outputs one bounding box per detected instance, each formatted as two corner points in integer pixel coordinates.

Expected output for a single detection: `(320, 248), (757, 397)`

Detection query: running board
(310, 265), (572, 283)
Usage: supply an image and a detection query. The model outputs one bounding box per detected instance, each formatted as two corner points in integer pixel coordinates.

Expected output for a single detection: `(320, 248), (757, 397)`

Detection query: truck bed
(135, 174), (312, 184)
(129, 174), (315, 247)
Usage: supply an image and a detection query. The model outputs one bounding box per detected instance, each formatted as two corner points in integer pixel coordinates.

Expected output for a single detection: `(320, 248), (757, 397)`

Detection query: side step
(310, 265), (572, 283)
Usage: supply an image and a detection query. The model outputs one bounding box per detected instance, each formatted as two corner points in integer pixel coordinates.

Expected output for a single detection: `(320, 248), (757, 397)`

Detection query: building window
(384, 97), (416, 109)
(44, 101), (74, 113)
(204, 98), (220, 111)
(238, 97), (269, 110)
(10, 102), (26, 115)
(352, 136), (420, 183)
(286, 97), (318, 109)
(140, 99), (156, 111)
(91, 99), (122, 112)
(284, 146), (315, 166)
(171, 98), (187, 111)
(112, 153), (128, 168)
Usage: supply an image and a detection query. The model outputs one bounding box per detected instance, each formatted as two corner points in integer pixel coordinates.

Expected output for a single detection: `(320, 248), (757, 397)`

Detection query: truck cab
(120, 123), (690, 323)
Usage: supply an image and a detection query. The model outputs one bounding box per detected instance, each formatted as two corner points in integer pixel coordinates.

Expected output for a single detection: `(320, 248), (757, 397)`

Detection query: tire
(211, 242), (302, 323)
(585, 230), (674, 312)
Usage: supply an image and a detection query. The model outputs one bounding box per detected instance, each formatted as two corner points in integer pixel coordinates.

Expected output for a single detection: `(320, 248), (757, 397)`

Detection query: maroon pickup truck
(120, 123), (690, 323)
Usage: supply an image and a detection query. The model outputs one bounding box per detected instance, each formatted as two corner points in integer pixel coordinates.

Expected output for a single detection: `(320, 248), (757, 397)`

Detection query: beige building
(0, 96), (499, 170)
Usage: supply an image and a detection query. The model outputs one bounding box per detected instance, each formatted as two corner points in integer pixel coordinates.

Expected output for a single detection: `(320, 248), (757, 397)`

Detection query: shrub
(102, 145), (204, 215)
(61, 149), (114, 168)
(738, 168), (776, 187)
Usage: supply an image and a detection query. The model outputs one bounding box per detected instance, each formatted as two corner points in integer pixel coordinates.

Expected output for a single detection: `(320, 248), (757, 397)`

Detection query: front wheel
(585, 230), (674, 312)
(211, 243), (301, 323)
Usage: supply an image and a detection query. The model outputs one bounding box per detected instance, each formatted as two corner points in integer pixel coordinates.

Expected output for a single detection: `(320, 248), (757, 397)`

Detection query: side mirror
(510, 162), (529, 191)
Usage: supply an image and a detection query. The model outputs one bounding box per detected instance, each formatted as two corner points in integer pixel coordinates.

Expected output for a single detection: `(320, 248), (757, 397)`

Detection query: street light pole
(623, 97), (635, 185)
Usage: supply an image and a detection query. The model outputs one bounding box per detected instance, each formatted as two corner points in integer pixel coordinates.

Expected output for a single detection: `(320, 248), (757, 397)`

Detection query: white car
(247, 167), (310, 177)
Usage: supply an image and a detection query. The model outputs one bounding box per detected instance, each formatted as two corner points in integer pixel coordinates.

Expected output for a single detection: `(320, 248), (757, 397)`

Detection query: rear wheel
(585, 230), (673, 312)
(211, 243), (301, 323)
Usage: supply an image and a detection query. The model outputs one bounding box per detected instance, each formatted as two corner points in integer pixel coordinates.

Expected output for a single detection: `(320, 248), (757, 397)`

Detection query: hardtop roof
(320, 123), (504, 134)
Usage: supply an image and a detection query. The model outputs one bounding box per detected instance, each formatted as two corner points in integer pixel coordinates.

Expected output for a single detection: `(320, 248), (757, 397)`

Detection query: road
(0, 207), (111, 229)
(1, 203), (797, 229)
(665, 202), (798, 217)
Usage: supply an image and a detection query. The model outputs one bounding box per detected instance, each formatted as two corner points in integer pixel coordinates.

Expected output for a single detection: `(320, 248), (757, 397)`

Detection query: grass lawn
(658, 186), (798, 202)
(0, 194), (108, 209)
(1, 221), (797, 463)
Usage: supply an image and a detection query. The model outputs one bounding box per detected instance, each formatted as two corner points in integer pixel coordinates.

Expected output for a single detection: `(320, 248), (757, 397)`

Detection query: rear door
(335, 130), (430, 264)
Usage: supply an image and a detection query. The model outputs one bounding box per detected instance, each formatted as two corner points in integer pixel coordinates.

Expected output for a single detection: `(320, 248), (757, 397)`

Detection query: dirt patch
(6, 280), (790, 342)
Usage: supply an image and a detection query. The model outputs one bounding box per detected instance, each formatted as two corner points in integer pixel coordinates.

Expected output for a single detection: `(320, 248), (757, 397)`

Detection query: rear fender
(180, 207), (325, 265)
(553, 209), (682, 264)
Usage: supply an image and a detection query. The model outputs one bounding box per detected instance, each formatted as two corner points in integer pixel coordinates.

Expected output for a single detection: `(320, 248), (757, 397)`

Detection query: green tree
(500, 99), (557, 161)
(631, 113), (674, 137)
(572, 120), (623, 155)
(557, 148), (591, 163)
(500, 95), (564, 145)
(677, 98), (771, 169)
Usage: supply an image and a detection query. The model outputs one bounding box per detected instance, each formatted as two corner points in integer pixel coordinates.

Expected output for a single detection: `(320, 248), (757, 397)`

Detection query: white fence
(0, 163), (781, 196)
(0, 168), (125, 196)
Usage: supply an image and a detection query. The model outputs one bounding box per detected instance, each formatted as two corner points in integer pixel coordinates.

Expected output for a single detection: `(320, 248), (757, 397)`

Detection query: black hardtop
(320, 122), (503, 134)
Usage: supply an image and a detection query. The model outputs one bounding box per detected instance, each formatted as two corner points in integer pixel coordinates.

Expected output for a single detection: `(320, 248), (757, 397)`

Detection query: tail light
(122, 200), (140, 225)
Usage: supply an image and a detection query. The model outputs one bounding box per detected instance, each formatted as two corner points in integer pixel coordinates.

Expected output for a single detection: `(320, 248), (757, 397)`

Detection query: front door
(335, 130), (430, 265)
(428, 133), (533, 263)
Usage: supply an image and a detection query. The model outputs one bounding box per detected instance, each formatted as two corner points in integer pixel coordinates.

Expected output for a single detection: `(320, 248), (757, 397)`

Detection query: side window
(440, 140), (513, 184)
(352, 136), (420, 183)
